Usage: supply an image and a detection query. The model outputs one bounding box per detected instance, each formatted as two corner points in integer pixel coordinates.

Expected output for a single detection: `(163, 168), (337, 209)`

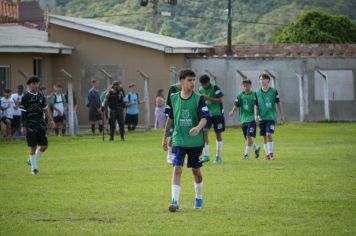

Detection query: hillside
(42, 0), (356, 45)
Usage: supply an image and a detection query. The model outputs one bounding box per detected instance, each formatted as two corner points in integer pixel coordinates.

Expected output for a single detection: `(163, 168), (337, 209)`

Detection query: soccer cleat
(263, 155), (271, 160)
(243, 155), (249, 160)
(214, 156), (222, 164)
(31, 169), (39, 175)
(255, 147), (261, 159)
(194, 198), (203, 209)
(269, 153), (275, 160)
(200, 155), (210, 163)
(168, 200), (179, 212)
(26, 159), (31, 166)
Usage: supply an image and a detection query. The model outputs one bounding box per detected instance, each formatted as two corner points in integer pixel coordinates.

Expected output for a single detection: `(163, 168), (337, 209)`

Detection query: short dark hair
(242, 79), (252, 85)
(4, 88), (11, 93)
(54, 83), (62, 88)
(199, 74), (210, 84)
(17, 84), (24, 90)
(179, 69), (195, 80)
(91, 79), (98, 84)
(259, 73), (270, 81)
(26, 76), (40, 85)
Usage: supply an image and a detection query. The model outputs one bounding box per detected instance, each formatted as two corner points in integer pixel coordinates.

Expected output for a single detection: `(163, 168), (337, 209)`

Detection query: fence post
(169, 66), (177, 85)
(316, 69), (330, 121)
(61, 69), (74, 136)
(137, 69), (150, 131)
(295, 71), (304, 122)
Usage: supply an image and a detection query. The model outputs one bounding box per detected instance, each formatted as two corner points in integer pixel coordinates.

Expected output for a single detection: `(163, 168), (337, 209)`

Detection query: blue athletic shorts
(242, 121), (257, 139)
(259, 120), (275, 136)
(173, 146), (203, 168)
(205, 115), (225, 133)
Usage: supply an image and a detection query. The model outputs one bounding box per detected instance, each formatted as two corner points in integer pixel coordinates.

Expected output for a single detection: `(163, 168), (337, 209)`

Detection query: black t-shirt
(20, 91), (47, 130)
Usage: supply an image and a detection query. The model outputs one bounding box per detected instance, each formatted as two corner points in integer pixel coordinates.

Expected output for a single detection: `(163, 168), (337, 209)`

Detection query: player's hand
(100, 106), (105, 112)
(202, 94), (208, 101)
(21, 127), (27, 136)
(254, 115), (259, 123)
(49, 120), (56, 128)
(162, 138), (168, 151)
(280, 116), (285, 124)
(228, 111), (234, 117)
(189, 127), (200, 136)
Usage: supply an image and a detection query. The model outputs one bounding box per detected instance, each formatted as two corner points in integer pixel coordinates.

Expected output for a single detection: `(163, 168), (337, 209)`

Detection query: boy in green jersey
(162, 69), (209, 212)
(254, 73), (285, 160)
(229, 80), (260, 160)
(198, 74), (225, 164)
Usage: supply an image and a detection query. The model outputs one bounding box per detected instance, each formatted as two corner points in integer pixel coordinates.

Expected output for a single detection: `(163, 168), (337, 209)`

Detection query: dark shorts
(259, 120), (276, 136)
(54, 115), (65, 123)
(1, 117), (12, 124)
(89, 109), (102, 122)
(173, 146), (203, 168)
(12, 116), (21, 129)
(242, 121), (257, 139)
(205, 115), (225, 133)
(125, 114), (138, 126)
(26, 128), (48, 147)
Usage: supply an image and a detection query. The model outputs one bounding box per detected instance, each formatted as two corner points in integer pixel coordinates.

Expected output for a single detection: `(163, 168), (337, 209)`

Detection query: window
(33, 57), (43, 79)
(315, 70), (354, 101)
(0, 66), (10, 96)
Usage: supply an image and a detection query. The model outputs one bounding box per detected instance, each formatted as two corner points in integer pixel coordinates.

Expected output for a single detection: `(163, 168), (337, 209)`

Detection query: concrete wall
(48, 24), (186, 125)
(188, 56), (356, 124)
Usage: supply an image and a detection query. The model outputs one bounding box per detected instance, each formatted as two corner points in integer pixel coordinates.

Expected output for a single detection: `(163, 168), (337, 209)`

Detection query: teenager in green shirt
(198, 75), (225, 164)
(254, 73), (285, 160)
(229, 80), (260, 160)
(162, 69), (209, 212)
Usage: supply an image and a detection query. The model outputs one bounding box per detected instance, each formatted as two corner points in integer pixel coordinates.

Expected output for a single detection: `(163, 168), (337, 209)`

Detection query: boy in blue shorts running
(162, 69), (209, 212)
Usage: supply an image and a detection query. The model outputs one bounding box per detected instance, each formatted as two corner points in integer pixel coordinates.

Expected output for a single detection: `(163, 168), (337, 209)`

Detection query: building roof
(0, 25), (73, 54)
(48, 15), (212, 54)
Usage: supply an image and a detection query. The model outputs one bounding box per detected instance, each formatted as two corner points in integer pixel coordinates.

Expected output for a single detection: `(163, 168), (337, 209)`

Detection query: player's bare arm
(189, 117), (207, 136)
(162, 118), (173, 151)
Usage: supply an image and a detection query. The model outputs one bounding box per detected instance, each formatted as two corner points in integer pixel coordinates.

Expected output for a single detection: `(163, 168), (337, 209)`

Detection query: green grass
(1, 123), (356, 235)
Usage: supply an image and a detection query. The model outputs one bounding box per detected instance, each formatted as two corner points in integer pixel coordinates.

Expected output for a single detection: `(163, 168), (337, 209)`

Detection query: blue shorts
(259, 120), (275, 136)
(242, 121), (257, 139)
(205, 115), (225, 133)
(173, 146), (203, 168)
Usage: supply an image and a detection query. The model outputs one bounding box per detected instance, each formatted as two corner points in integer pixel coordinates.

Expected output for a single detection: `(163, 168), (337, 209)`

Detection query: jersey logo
(181, 109), (190, 119)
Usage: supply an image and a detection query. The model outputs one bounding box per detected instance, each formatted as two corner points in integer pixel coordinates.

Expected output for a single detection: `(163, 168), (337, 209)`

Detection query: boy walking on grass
(162, 69), (209, 212)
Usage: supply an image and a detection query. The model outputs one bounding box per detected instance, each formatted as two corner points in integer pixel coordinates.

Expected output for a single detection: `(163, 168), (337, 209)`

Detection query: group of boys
(86, 79), (145, 141)
(162, 69), (284, 212)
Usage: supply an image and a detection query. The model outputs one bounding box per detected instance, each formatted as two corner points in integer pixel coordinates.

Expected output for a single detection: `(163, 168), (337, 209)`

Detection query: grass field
(0, 123), (355, 236)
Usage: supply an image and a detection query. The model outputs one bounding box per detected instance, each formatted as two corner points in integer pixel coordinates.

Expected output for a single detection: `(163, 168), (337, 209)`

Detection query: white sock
(203, 143), (209, 156)
(172, 184), (181, 203)
(267, 142), (273, 154)
(263, 143), (268, 155)
(30, 154), (37, 170)
(167, 147), (172, 159)
(194, 182), (203, 199)
(35, 149), (43, 161)
(245, 145), (252, 156)
(216, 141), (223, 157)
(253, 143), (259, 150)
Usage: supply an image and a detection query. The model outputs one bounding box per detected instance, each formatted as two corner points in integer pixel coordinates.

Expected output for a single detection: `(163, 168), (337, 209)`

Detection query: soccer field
(0, 123), (355, 235)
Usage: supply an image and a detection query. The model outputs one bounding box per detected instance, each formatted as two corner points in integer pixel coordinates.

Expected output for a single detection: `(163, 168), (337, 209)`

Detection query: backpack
(52, 94), (66, 104)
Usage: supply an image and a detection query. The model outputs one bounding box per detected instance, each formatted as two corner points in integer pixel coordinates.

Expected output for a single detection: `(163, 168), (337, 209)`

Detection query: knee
(40, 146), (48, 152)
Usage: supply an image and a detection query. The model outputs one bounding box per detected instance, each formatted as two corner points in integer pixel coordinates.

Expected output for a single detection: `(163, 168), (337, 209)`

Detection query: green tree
(273, 10), (356, 43)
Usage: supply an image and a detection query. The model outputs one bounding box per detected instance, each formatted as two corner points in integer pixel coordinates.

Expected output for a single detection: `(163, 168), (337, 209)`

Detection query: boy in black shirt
(20, 76), (55, 175)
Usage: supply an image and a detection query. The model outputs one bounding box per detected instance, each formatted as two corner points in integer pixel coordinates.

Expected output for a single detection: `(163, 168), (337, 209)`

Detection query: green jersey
(235, 91), (256, 123)
(164, 84), (181, 115)
(168, 92), (209, 147)
(198, 84), (223, 116)
(255, 87), (280, 121)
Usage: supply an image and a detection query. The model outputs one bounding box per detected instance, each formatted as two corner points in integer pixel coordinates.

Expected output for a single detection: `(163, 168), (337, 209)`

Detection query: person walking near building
(124, 83), (144, 131)
(198, 74), (225, 164)
(255, 73), (285, 160)
(103, 81), (125, 141)
(229, 79), (260, 160)
(50, 83), (67, 136)
(87, 79), (103, 135)
(162, 69), (209, 212)
(11, 84), (24, 137)
(1, 88), (15, 137)
(155, 89), (165, 129)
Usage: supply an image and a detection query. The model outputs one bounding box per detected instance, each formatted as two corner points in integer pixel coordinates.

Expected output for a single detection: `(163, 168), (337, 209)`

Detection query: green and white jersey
(255, 87), (280, 121)
(168, 92), (209, 147)
(198, 84), (224, 116)
(164, 84), (181, 115)
(234, 91), (256, 123)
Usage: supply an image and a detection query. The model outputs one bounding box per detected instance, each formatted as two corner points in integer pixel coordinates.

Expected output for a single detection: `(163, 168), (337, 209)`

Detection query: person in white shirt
(10, 84), (24, 137)
(50, 84), (67, 136)
(1, 88), (15, 137)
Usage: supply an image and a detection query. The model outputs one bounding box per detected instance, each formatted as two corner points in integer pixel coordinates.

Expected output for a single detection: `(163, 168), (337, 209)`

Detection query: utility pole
(152, 0), (158, 33)
(227, 0), (233, 56)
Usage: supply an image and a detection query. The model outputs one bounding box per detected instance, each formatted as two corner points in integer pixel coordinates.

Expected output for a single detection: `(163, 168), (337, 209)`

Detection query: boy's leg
(202, 129), (210, 162)
(266, 121), (275, 159)
(188, 147), (203, 209)
(215, 131), (223, 163)
(169, 148), (185, 212)
(29, 146), (38, 175)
